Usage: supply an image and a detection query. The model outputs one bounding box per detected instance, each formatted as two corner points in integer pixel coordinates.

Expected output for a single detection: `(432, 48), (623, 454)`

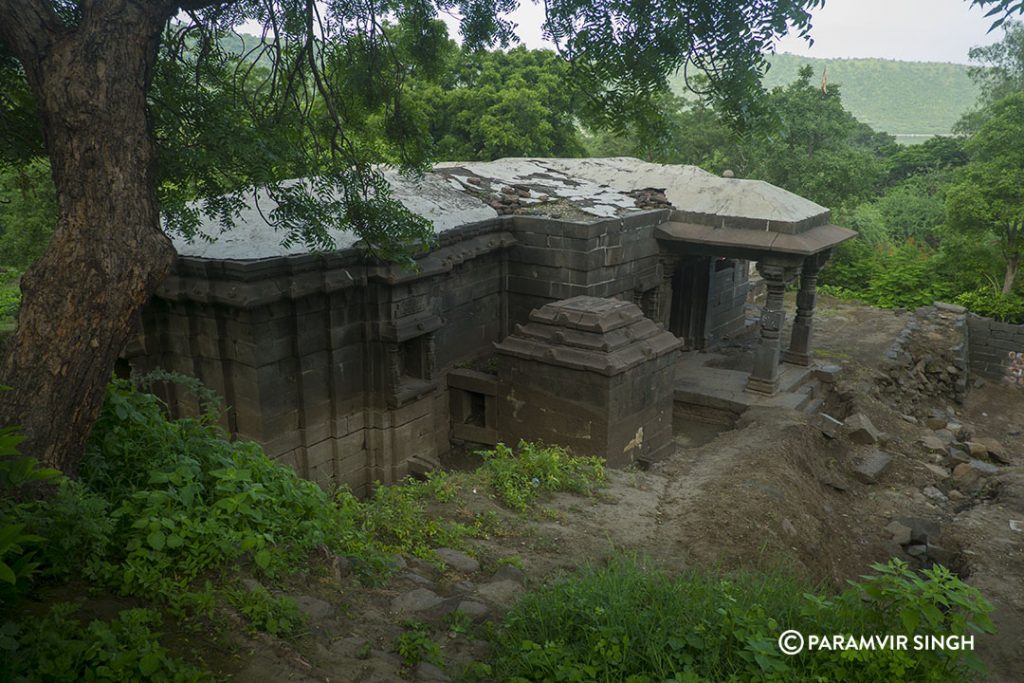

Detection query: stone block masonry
(967, 313), (1024, 384)
(494, 297), (682, 467)
(130, 212), (749, 493)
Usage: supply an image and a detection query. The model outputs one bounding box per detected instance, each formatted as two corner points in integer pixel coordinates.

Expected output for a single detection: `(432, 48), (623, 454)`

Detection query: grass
(487, 555), (994, 682)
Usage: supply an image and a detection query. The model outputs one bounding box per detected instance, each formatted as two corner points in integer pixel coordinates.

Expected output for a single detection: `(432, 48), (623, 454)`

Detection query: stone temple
(125, 158), (854, 494)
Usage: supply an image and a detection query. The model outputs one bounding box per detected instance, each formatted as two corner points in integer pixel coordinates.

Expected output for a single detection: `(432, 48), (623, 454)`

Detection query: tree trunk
(0, 3), (176, 475)
(1002, 256), (1019, 295)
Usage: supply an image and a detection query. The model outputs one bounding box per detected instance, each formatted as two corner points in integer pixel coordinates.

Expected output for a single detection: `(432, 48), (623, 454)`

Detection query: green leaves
(2, 604), (211, 682)
(479, 440), (606, 512)
(147, 531), (166, 551)
(492, 555), (994, 682)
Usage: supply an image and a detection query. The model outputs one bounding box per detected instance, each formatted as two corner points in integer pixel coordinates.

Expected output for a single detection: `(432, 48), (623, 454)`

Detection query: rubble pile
(627, 187), (672, 210)
(876, 304), (969, 409)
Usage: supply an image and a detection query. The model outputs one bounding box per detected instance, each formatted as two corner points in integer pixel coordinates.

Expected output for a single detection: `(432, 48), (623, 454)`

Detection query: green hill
(673, 54), (982, 143)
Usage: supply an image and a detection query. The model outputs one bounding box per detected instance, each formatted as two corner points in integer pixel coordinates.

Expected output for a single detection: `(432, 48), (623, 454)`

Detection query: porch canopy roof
(654, 176), (856, 264)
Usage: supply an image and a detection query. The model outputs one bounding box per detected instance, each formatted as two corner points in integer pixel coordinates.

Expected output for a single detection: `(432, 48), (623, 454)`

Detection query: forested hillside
(672, 54), (981, 142)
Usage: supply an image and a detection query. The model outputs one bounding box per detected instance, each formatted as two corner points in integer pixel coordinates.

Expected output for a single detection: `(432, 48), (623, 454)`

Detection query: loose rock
(885, 520), (913, 545)
(845, 413), (881, 444)
(852, 450), (892, 484)
(475, 580), (524, 608)
(392, 588), (445, 614)
(435, 548), (480, 574)
(415, 662), (450, 682)
(295, 595), (334, 621)
(492, 564), (526, 585)
(455, 600), (490, 623)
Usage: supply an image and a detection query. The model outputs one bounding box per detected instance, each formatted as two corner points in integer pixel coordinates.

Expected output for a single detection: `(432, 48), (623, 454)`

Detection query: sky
(440, 0), (1008, 64)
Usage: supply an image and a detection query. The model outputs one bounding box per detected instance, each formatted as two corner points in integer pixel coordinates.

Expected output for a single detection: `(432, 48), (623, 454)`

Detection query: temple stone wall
(495, 297), (682, 467)
(705, 259), (750, 343)
(506, 213), (667, 326)
(129, 212), (748, 493)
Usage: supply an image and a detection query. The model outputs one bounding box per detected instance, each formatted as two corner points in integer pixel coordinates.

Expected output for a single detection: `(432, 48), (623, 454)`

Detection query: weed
(1, 603), (211, 682)
(478, 441), (606, 512)
(225, 583), (305, 637)
(490, 555), (995, 682)
(445, 609), (472, 635)
(496, 555), (525, 571)
(397, 621), (443, 668)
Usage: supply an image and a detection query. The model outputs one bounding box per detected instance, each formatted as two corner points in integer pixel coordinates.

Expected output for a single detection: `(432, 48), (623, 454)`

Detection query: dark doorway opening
(670, 256), (711, 350)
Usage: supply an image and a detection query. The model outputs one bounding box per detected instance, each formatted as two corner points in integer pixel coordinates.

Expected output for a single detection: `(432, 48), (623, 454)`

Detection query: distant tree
(886, 136), (968, 184)
(957, 20), (1024, 133)
(946, 92), (1024, 294)
(583, 90), (744, 172)
(744, 65), (890, 208)
(420, 47), (584, 161)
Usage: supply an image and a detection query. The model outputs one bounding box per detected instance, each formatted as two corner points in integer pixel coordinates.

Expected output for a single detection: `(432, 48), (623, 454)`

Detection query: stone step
(780, 365), (815, 394)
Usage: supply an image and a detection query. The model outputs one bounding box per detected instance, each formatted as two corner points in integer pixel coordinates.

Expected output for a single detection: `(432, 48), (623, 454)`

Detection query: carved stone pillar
(783, 256), (824, 367)
(747, 262), (795, 395)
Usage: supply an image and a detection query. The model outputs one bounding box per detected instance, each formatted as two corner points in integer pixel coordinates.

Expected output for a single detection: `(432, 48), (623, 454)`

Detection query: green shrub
(68, 378), (392, 601)
(821, 241), (953, 310)
(0, 284), (18, 322)
(225, 584), (304, 637)
(397, 621), (443, 669)
(491, 555), (994, 682)
(954, 288), (1024, 323)
(479, 441), (606, 512)
(356, 478), (471, 560)
(0, 427), (61, 602)
(1, 603), (210, 682)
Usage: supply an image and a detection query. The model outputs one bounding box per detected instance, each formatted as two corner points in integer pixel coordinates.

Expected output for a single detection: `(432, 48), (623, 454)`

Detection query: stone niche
(494, 296), (683, 467)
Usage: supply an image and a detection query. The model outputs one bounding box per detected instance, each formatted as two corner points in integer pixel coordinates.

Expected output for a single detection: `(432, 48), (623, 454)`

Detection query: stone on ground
(965, 441), (989, 458)
(845, 413), (881, 444)
(852, 450), (892, 484)
(976, 437), (1010, 464)
(475, 580), (525, 608)
(492, 564), (526, 585)
(455, 600), (490, 623)
(391, 588), (445, 614)
(919, 436), (947, 454)
(415, 662), (450, 682)
(812, 413), (843, 439)
(923, 486), (948, 503)
(924, 463), (950, 480)
(885, 520), (913, 545)
(435, 548), (480, 574)
(294, 595), (334, 621)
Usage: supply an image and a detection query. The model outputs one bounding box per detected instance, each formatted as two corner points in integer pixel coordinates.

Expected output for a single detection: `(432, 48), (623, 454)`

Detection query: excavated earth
(126, 295), (1023, 682)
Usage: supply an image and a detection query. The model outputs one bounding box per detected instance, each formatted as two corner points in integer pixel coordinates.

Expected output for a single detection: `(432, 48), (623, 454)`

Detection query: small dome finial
(722, 169), (735, 178)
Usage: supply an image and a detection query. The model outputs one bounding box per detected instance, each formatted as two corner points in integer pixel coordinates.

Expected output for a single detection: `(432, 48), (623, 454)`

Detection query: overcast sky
(444, 0), (1009, 64)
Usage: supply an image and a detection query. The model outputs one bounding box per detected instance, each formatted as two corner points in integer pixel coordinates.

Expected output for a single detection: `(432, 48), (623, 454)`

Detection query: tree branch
(0, 0), (61, 82)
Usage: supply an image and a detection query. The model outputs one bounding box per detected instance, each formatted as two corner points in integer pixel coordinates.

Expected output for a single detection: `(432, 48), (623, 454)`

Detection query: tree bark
(0, 1), (177, 475)
(1002, 255), (1019, 295)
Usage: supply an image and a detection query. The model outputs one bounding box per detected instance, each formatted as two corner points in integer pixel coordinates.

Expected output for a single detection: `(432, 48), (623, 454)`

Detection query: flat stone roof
(170, 157), (834, 260)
